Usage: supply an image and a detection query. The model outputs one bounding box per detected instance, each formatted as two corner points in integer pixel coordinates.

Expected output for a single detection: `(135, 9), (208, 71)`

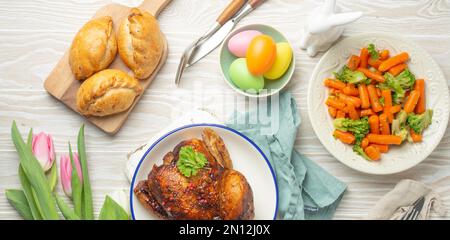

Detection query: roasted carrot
(360, 48), (369, 68)
(326, 98), (346, 111)
(358, 84), (371, 109)
(379, 52), (409, 72)
(338, 93), (362, 108)
(347, 55), (361, 71)
(360, 109), (375, 117)
(367, 85), (383, 112)
(404, 90), (420, 113)
(336, 110), (346, 118)
(333, 130), (355, 144)
(364, 146), (381, 161)
(369, 115), (380, 134)
(324, 78), (346, 90)
(380, 49), (390, 60)
(389, 105), (401, 114)
(384, 108), (394, 124)
(329, 88), (342, 95)
(414, 79), (426, 114)
(381, 89), (393, 108)
(376, 87), (382, 97)
(379, 114), (390, 135)
(381, 89), (393, 123)
(367, 134), (403, 145)
(343, 84), (359, 96)
(357, 67), (385, 83)
(345, 102), (359, 120)
(410, 129), (423, 142)
(369, 144), (389, 153)
(328, 106), (337, 118)
(388, 63), (407, 76)
(361, 138), (369, 149)
(368, 58), (382, 69)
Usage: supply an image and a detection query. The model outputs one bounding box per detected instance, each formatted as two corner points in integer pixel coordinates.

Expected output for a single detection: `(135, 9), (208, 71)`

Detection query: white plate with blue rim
(129, 124), (278, 220)
(307, 33), (450, 175)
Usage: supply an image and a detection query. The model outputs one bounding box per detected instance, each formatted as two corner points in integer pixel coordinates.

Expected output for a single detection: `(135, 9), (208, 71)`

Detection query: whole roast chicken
(134, 128), (254, 220)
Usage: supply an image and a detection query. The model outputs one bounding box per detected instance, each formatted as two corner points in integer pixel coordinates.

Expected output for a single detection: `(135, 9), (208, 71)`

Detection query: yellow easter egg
(264, 42), (293, 80)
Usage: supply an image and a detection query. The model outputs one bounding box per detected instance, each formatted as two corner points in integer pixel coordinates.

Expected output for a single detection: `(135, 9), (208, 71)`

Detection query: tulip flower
(60, 153), (83, 198)
(32, 132), (55, 172)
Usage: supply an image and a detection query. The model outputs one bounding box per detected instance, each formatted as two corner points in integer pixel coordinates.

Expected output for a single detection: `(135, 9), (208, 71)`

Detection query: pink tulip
(32, 132), (55, 172)
(60, 153), (83, 198)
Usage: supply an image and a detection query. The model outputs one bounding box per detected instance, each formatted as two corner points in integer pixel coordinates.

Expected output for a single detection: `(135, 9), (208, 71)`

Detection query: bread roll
(69, 16), (117, 80)
(76, 69), (143, 117)
(117, 8), (164, 79)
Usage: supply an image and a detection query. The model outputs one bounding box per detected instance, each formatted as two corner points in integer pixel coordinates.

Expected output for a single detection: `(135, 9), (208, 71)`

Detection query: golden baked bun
(76, 69), (143, 117)
(117, 8), (164, 79)
(69, 16), (118, 81)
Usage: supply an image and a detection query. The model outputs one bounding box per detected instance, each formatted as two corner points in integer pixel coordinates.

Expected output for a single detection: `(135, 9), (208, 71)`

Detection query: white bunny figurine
(299, 0), (362, 57)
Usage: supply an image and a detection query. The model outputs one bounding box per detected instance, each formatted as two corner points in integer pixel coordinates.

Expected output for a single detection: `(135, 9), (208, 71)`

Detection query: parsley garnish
(368, 43), (379, 59)
(176, 146), (208, 177)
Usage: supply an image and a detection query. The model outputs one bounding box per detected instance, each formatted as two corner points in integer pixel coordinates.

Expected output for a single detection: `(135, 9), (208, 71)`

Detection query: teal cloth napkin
(227, 91), (347, 220)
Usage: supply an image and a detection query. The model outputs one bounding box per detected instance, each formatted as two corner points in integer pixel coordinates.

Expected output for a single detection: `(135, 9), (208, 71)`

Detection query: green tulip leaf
(78, 125), (94, 220)
(5, 189), (34, 220)
(69, 143), (83, 218)
(99, 196), (130, 220)
(54, 194), (80, 220)
(47, 162), (58, 192)
(18, 166), (42, 220)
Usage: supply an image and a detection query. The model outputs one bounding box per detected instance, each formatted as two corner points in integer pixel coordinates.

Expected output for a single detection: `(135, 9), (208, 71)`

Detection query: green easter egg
(229, 58), (264, 92)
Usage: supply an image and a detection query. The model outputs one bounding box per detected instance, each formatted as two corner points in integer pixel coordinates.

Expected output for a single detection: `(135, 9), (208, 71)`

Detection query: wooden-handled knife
(187, 0), (266, 67)
(175, 0), (247, 85)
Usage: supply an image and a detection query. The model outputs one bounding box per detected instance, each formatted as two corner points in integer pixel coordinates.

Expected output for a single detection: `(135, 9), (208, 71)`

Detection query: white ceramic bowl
(130, 124), (278, 219)
(307, 33), (449, 175)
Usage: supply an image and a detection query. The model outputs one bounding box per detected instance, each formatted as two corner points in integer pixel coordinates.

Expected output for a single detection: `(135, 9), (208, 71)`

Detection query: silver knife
(175, 0), (247, 85)
(186, 0), (265, 67)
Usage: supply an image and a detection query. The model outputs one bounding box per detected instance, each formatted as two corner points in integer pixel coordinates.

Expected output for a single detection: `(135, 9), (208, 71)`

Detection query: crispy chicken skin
(134, 128), (254, 220)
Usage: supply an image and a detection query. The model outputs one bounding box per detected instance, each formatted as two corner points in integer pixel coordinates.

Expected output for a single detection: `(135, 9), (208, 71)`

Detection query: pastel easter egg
(229, 58), (264, 92)
(246, 35), (277, 75)
(227, 30), (262, 57)
(264, 42), (293, 80)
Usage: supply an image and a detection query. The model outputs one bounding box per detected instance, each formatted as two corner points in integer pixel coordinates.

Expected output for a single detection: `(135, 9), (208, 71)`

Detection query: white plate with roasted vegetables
(307, 33), (449, 175)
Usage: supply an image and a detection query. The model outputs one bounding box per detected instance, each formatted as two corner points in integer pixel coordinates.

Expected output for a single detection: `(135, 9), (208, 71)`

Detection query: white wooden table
(1, 0), (449, 220)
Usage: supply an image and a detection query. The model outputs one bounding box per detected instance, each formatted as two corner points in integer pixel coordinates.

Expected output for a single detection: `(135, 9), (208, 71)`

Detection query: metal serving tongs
(175, 0), (247, 85)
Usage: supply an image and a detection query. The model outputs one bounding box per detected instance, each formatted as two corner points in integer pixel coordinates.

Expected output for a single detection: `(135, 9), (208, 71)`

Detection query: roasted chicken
(134, 128), (254, 220)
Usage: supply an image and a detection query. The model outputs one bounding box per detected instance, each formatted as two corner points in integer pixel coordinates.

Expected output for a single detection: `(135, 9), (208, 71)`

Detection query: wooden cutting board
(44, 0), (172, 135)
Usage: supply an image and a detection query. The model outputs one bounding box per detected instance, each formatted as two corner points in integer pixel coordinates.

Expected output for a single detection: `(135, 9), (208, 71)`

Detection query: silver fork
(401, 196), (425, 220)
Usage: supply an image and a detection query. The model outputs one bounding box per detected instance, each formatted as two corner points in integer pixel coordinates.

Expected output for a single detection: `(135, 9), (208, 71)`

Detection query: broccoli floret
(391, 111), (409, 142)
(380, 70), (416, 104)
(353, 145), (371, 161)
(395, 69), (416, 89)
(368, 43), (379, 59)
(407, 110), (433, 134)
(382, 73), (406, 104)
(333, 117), (369, 143)
(391, 111), (407, 133)
(333, 66), (368, 84)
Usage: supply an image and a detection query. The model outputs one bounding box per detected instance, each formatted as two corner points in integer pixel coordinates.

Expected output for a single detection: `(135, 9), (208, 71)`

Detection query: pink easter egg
(227, 30), (263, 58)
